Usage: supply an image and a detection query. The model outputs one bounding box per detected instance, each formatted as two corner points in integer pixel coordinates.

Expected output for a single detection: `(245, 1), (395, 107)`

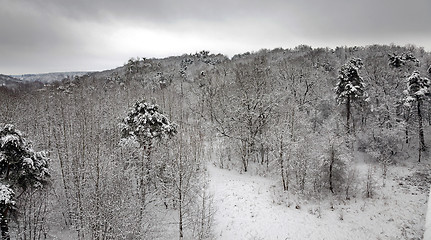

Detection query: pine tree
(388, 53), (405, 68)
(388, 53), (420, 144)
(120, 99), (176, 218)
(121, 99), (177, 146)
(388, 53), (420, 68)
(404, 71), (430, 161)
(0, 124), (50, 239)
(335, 58), (367, 133)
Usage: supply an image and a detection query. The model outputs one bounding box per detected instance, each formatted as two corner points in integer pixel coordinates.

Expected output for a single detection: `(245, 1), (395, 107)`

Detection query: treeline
(0, 44), (430, 239)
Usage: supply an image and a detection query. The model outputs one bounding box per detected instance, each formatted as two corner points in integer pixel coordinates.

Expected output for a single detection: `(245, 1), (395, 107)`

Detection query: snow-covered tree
(210, 57), (280, 172)
(121, 100), (177, 146)
(0, 124), (50, 239)
(0, 185), (14, 239)
(323, 134), (352, 195)
(335, 58), (367, 133)
(388, 53), (405, 68)
(387, 53), (421, 144)
(120, 99), (177, 218)
(165, 131), (206, 239)
(404, 71), (430, 161)
(388, 53), (420, 68)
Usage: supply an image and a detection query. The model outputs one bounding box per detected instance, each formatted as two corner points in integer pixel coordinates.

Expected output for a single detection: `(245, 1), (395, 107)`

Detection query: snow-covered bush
(320, 135), (352, 195)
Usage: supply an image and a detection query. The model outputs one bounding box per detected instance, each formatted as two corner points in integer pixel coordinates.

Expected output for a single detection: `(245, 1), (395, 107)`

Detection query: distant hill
(0, 74), (23, 90)
(12, 71), (90, 83)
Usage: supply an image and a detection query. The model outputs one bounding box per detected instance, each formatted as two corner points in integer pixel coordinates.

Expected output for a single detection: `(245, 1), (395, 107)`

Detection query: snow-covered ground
(425, 186), (431, 239)
(208, 161), (429, 240)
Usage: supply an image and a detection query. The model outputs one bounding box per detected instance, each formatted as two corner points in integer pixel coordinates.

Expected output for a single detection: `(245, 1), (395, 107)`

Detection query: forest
(0, 44), (430, 239)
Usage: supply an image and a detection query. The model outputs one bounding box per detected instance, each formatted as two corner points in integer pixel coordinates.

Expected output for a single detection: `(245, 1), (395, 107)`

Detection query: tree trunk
(290, 108), (295, 141)
(1, 211), (10, 240)
(329, 146), (335, 194)
(346, 95), (351, 134)
(241, 141), (248, 172)
(242, 155), (248, 172)
(404, 110), (410, 144)
(279, 140), (288, 191)
(417, 98), (425, 162)
(178, 154), (184, 240)
(179, 191), (183, 239)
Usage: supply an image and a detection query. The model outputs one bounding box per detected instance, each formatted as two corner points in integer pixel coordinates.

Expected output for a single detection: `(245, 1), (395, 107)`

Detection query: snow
(23, 157), (34, 168)
(0, 184), (15, 205)
(208, 162), (428, 239)
(425, 186), (431, 240)
(208, 165), (351, 240)
(0, 134), (20, 148)
(416, 88), (429, 96)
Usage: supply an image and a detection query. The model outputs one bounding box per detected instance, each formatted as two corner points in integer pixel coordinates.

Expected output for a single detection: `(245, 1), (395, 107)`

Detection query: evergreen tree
(388, 53), (420, 68)
(388, 53), (420, 144)
(0, 124), (50, 239)
(120, 99), (176, 218)
(335, 58), (367, 133)
(404, 71), (430, 161)
(388, 53), (405, 68)
(121, 99), (177, 146)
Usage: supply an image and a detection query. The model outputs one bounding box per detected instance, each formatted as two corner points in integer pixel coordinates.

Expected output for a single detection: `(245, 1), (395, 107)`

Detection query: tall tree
(0, 124), (50, 239)
(405, 71), (430, 161)
(335, 58), (367, 133)
(388, 52), (420, 144)
(120, 99), (177, 218)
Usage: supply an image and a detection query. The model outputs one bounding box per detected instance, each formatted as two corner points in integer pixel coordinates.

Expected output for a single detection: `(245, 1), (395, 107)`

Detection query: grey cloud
(4, 0), (431, 36)
(4, 0), (430, 40)
(288, 0), (431, 38)
(0, 0), (430, 74)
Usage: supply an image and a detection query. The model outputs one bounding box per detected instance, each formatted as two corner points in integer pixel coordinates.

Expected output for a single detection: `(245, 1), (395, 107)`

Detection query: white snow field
(208, 161), (429, 240)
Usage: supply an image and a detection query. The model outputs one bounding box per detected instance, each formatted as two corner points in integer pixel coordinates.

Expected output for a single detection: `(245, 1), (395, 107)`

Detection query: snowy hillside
(0, 44), (430, 239)
(208, 157), (429, 240)
(13, 71), (90, 83)
(0, 74), (22, 89)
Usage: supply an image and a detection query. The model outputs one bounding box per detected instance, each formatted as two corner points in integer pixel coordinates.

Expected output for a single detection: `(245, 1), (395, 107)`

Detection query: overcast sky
(1, 0), (430, 75)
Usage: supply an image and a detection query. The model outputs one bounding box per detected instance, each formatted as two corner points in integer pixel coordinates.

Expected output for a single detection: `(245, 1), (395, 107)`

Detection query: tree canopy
(121, 100), (177, 146)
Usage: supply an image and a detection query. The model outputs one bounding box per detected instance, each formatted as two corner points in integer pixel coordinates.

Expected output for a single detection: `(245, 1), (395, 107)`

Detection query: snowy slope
(208, 165), (355, 239)
(208, 163), (428, 240)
